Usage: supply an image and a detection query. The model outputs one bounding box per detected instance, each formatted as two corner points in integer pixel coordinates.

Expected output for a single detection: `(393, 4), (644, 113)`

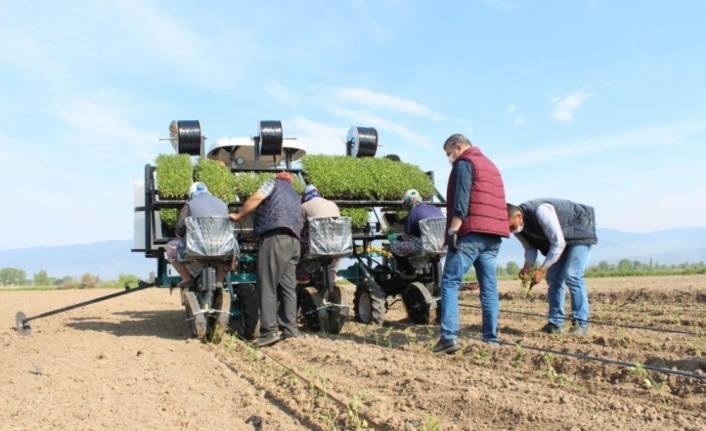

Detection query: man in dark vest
(165, 182), (230, 290)
(229, 171), (302, 347)
(507, 199), (597, 335)
(434, 134), (510, 354)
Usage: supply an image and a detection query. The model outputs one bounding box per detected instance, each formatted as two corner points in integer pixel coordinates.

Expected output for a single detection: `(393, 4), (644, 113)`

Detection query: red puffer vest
(446, 147), (510, 238)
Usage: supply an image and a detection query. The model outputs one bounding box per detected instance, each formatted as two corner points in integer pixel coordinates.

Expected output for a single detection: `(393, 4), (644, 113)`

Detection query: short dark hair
(443, 134), (472, 151)
(507, 203), (521, 218)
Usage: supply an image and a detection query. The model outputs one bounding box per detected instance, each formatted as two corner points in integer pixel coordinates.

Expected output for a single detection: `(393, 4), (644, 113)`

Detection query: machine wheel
(184, 291), (208, 341)
(325, 284), (349, 335)
(231, 284), (259, 341)
(353, 281), (385, 325)
(402, 282), (433, 324)
(300, 286), (325, 332)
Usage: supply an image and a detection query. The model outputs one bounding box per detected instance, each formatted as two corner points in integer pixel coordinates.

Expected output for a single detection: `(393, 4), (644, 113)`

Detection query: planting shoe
(432, 338), (461, 355)
(256, 332), (281, 348)
(541, 323), (564, 334)
(569, 325), (589, 336)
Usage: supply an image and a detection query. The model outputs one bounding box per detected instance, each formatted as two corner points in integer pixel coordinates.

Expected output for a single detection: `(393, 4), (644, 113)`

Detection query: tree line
(480, 259), (706, 279)
(0, 268), (155, 288)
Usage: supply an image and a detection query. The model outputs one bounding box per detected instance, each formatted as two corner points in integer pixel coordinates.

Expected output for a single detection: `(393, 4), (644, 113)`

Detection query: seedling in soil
(403, 328), (417, 348)
(346, 393), (369, 430)
(475, 346), (489, 364)
(520, 266), (538, 299)
(512, 344), (525, 369)
(420, 415), (441, 431)
(541, 353), (563, 384)
(372, 324), (381, 346)
(384, 327), (394, 349)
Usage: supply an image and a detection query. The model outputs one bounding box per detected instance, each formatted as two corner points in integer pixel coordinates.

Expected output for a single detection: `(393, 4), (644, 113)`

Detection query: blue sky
(1, 0), (705, 250)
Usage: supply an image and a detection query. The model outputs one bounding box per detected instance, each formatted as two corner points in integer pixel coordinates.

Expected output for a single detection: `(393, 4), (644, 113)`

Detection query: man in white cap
(165, 182), (230, 289)
(389, 189), (444, 273)
(297, 184), (341, 283)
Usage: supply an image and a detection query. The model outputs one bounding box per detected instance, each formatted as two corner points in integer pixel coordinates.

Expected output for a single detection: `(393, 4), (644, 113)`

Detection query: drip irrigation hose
(457, 303), (703, 337)
(379, 320), (706, 381)
(346, 126), (378, 157)
(172, 120), (202, 155)
(258, 120), (284, 156)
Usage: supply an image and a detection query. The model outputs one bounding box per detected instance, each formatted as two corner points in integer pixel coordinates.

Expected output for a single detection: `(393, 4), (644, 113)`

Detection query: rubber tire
(232, 284), (260, 341)
(402, 282), (433, 325)
(185, 291), (208, 341)
(353, 280), (386, 325)
(325, 284), (348, 335)
(300, 286), (325, 332)
(212, 289), (232, 328)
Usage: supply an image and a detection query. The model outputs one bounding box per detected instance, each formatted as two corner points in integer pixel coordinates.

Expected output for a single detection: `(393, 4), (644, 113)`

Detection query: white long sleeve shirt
(514, 203), (566, 269)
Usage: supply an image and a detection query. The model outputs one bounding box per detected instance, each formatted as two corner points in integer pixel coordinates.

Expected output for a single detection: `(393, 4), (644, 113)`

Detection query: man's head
(302, 184), (321, 203)
(443, 134), (472, 165)
(188, 182), (210, 200)
(276, 171), (294, 184)
(403, 189), (421, 209)
(507, 204), (524, 234)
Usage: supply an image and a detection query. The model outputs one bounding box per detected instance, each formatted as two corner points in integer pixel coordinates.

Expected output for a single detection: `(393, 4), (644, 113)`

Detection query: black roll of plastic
(175, 120), (202, 155)
(346, 126), (378, 158)
(259, 120), (283, 156)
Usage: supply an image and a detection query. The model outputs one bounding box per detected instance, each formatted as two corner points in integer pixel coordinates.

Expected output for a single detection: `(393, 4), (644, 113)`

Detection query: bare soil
(2, 275), (706, 431)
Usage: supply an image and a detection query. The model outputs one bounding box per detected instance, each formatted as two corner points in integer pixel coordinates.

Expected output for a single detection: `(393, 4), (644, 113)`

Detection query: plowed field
(2, 275), (705, 431)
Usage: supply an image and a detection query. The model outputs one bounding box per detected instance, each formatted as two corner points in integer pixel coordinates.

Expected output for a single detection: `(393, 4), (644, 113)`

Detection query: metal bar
(20, 281), (155, 324)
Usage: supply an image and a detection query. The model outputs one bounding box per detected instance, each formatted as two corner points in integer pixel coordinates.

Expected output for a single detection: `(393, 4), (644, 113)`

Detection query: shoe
(569, 325), (588, 336)
(541, 323), (564, 334)
(279, 332), (299, 341)
(432, 338), (461, 354)
(483, 339), (500, 347)
(255, 332), (281, 347)
(178, 279), (194, 289)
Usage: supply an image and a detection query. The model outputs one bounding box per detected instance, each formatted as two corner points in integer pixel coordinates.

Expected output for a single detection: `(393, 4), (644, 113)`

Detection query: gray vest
(253, 179), (301, 239)
(518, 198), (597, 256)
(189, 193), (229, 217)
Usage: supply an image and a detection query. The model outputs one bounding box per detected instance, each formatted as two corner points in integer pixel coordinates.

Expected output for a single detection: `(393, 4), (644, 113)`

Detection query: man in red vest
(434, 134), (510, 354)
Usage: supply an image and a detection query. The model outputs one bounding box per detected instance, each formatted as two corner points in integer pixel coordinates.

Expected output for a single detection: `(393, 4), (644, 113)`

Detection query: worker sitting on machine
(165, 182), (231, 290)
(389, 189), (444, 275)
(296, 184), (342, 284)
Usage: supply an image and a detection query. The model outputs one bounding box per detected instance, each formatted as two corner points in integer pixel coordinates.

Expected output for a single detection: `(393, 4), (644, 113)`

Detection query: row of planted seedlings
(154, 154), (436, 232)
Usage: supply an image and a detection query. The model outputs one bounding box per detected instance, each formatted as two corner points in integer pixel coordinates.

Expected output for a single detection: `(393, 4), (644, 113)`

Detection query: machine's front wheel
(353, 281), (385, 325)
(184, 291), (208, 341)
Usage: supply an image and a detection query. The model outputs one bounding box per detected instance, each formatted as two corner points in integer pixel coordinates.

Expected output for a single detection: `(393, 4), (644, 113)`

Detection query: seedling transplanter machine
(15, 119), (449, 340)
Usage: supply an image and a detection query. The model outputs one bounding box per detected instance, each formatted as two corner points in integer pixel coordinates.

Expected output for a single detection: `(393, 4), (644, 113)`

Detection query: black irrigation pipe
(463, 334), (706, 381)
(458, 303), (703, 337)
(379, 320), (706, 381)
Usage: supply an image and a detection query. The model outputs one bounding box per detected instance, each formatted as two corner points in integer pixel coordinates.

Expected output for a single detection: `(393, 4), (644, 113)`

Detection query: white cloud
(264, 81), (296, 106)
(550, 90), (593, 122)
(334, 87), (445, 121)
(497, 118), (706, 170)
(287, 117), (348, 155)
(507, 104), (517, 114)
(329, 107), (431, 147)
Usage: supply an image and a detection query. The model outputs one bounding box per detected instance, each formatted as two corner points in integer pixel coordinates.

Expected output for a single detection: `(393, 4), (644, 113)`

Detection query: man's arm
(515, 234), (538, 268)
(449, 160), (474, 231)
(229, 179), (274, 222)
(528, 204), (566, 285)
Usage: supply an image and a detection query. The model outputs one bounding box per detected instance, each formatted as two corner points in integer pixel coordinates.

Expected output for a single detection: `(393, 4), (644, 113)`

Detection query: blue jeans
(546, 245), (591, 328)
(440, 233), (501, 342)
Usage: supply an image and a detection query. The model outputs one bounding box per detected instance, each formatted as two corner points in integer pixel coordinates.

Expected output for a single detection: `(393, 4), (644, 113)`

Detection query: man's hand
(529, 267), (547, 287)
(446, 227), (458, 252)
(518, 263), (532, 281)
(229, 212), (240, 223)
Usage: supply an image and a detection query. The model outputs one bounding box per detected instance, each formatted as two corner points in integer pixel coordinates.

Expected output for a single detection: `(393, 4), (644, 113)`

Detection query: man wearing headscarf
(297, 184), (341, 283)
(165, 182), (230, 289)
(229, 171), (302, 347)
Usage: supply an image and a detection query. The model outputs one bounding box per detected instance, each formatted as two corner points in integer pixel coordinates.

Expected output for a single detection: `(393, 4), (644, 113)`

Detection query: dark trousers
(257, 232), (300, 338)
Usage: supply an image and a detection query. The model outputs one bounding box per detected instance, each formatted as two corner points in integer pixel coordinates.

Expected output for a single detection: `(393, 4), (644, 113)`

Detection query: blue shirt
(405, 203), (444, 237)
(451, 160), (474, 220)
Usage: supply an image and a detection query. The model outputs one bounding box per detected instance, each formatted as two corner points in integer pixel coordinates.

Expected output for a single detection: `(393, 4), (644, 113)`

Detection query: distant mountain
(0, 228), (704, 280)
(0, 240), (156, 280)
(496, 227), (706, 267)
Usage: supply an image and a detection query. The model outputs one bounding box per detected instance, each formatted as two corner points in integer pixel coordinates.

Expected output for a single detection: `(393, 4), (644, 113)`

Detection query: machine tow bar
(14, 280), (156, 336)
